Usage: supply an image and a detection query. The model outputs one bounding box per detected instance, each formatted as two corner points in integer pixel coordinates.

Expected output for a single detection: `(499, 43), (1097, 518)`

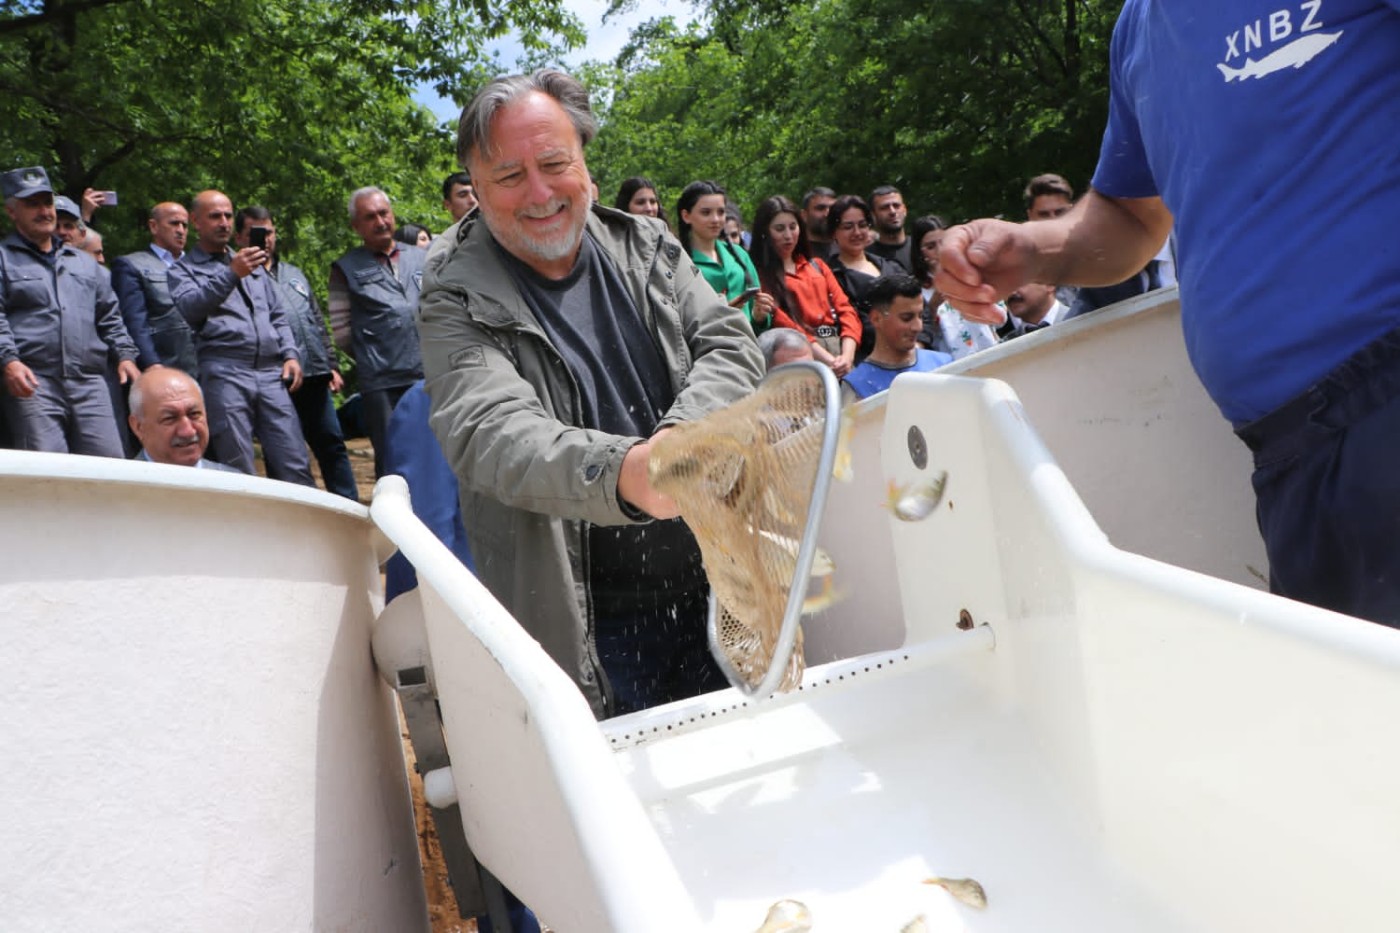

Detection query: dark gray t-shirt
(500, 233), (706, 608)
(868, 236), (913, 274)
(504, 233), (671, 439)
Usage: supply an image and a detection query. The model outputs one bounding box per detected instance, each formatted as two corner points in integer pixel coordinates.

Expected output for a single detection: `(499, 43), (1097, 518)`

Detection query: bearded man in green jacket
(418, 70), (764, 719)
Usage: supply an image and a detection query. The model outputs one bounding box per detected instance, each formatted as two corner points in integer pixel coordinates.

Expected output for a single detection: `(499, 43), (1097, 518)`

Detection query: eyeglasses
(837, 220), (871, 232)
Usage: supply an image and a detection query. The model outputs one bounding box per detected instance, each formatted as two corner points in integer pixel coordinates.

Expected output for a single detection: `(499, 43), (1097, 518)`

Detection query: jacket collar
(434, 204), (666, 331)
(2, 231), (67, 258)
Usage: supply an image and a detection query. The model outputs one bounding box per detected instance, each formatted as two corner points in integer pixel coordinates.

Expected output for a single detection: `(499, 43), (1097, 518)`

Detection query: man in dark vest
(168, 189), (313, 484)
(328, 186), (426, 477)
(110, 202), (199, 374)
(236, 205), (359, 501)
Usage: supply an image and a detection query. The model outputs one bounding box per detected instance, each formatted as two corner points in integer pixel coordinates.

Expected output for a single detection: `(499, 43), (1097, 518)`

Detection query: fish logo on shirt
(1216, 30), (1342, 82)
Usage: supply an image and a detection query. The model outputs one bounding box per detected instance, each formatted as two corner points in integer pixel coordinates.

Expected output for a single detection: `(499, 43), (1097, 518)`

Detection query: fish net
(648, 362), (842, 697)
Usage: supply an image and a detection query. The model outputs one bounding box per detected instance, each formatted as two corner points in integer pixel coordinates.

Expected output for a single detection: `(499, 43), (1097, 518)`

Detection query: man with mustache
(168, 189), (312, 485)
(128, 368), (239, 472)
(0, 166), (139, 457)
(418, 69), (763, 719)
(329, 186), (426, 477)
(1004, 281), (1068, 337)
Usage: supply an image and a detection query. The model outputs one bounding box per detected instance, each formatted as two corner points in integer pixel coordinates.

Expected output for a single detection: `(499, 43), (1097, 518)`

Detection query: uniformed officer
(110, 202), (199, 374)
(168, 189), (313, 485)
(235, 205), (358, 501)
(328, 186), (427, 477)
(0, 166), (139, 456)
(53, 195), (87, 247)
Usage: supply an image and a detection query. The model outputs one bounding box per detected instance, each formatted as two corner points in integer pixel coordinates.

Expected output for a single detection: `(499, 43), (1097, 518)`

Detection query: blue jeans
(1235, 323), (1400, 627)
(476, 888), (540, 933)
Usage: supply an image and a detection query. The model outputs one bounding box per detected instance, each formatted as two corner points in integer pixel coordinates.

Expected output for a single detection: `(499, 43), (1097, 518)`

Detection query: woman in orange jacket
(747, 195), (862, 376)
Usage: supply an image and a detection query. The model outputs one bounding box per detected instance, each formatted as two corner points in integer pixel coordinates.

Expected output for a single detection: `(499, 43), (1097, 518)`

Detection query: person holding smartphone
(168, 189), (313, 485)
(675, 180), (773, 332)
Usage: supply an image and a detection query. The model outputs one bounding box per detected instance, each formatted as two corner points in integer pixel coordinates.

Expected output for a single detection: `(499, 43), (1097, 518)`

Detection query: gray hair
(757, 327), (811, 369)
(456, 69), (597, 168)
(347, 186), (389, 221)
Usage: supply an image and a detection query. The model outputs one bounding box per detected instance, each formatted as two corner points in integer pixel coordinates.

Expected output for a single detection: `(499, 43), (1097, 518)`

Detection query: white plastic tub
(0, 452), (427, 933)
(375, 366), (1400, 932)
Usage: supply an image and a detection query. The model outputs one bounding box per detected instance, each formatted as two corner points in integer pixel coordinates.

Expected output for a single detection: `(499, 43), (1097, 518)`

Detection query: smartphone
(100, 190), (118, 206)
(249, 227), (269, 250)
(731, 286), (761, 306)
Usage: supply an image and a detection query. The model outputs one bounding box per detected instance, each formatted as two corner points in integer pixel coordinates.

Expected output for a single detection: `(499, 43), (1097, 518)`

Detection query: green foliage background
(0, 0), (580, 306)
(1, 0), (1120, 301)
(585, 0), (1120, 227)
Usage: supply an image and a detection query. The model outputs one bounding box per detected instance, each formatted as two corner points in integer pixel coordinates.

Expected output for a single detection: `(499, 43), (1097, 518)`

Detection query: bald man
(128, 368), (239, 471)
(111, 202), (199, 373)
(168, 190), (312, 484)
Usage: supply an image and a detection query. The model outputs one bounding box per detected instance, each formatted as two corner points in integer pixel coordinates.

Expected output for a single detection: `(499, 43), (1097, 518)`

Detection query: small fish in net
(752, 898), (813, 932)
(648, 362), (842, 695)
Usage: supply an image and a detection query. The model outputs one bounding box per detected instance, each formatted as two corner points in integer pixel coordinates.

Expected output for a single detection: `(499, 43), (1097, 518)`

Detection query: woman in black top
(909, 214), (949, 351)
(824, 194), (887, 360)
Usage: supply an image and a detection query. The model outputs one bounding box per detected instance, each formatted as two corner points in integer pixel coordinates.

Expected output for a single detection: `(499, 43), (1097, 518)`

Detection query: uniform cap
(53, 195), (82, 218)
(1, 166), (53, 200)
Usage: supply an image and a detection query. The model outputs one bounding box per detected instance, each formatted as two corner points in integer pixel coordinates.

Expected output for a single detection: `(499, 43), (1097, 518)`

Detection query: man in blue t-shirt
(934, 0), (1400, 626)
(844, 272), (953, 400)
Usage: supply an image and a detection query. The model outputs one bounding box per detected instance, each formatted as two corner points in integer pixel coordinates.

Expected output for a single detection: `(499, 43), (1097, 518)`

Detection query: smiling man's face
(467, 91), (592, 280)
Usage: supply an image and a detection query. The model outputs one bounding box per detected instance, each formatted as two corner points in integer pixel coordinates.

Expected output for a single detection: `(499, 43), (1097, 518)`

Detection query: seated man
(756, 326), (815, 371)
(843, 272), (953, 400)
(128, 367), (241, 472)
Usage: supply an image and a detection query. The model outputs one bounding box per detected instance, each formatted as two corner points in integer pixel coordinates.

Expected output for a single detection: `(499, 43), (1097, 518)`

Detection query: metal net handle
(706, 360), (843, 698)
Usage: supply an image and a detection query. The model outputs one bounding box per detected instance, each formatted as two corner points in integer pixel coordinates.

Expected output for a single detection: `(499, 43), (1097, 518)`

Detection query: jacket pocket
(7, 272), (51, 310)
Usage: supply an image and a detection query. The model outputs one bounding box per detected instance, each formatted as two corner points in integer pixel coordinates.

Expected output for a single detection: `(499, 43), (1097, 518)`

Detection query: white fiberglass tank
(0, 452), (427, 933)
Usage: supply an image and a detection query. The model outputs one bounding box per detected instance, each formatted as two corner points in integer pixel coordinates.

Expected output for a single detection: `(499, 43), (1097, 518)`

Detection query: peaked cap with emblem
(1, 166), (54, 200)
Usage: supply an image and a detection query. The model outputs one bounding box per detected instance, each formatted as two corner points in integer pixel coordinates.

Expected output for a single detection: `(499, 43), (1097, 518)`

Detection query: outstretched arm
(935, 191), (1173, 323)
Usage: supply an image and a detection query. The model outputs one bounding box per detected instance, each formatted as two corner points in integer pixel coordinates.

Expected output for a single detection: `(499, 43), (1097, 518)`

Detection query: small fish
(753, 898), (813, 933)
(755, 527), (835, 577)
(885, 472), (948, 522)
(923, 876), (987, 909)
(900, 916), (929, 933)
(802, 575), (844, 615)
(832, 407), (855, 482)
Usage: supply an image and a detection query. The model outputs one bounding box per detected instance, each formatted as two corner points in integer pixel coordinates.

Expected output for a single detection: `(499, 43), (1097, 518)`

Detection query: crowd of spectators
(1, 150), (1172, 484)
(612, 170), (1174, 399)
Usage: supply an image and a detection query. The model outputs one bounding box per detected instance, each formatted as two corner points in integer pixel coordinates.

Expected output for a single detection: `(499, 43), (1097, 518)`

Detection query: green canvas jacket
(418, 204), (763, 716)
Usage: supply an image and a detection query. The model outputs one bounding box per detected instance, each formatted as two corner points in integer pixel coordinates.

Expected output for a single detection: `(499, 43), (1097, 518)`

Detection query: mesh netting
(648, 363), (841, 695)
